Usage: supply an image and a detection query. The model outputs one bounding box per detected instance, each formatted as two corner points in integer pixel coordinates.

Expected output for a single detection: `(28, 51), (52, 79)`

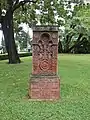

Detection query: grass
(0, 54), (90, 120)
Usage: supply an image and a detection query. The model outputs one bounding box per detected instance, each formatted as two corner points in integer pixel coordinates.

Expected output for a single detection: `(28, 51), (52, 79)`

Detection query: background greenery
(0, 0), (90, 63)
(0, 52), (32, 60)
(0, 54), (90, 120)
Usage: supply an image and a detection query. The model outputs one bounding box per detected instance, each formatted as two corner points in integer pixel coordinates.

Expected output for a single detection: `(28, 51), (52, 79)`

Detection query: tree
(0, 0), (36, 64)
(55, 0), (88, 53)
(0, 0), (88, 61)
(63, 3), (90, 53)
(38, 0), (85, 53)
(1, 36), (6, 53)
(15, 29), (31, 50)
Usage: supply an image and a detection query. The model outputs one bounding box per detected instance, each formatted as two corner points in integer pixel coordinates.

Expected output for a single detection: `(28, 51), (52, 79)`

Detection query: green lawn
(0, 54), (90, 120)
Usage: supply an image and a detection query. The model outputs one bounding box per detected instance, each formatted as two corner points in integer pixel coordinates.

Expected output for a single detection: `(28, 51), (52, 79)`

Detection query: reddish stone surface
(29, 26), (60, 100)
(29, 76), (60, 100)
(32, 32), (58, 75)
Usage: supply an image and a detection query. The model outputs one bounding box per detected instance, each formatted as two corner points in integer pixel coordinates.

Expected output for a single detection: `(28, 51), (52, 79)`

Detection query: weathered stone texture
(32, 32), (58, 75)
(29, 75), (60, 100)
(29, 26), (60, 100)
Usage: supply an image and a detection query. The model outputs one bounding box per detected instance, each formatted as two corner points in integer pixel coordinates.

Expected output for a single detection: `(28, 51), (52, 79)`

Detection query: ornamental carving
(29, 26), (60, 100)
(33, 32), (58, 75)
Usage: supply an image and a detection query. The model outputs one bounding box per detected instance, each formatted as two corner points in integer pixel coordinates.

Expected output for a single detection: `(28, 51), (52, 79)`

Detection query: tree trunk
(58, 39), (63, 53)
(67, 33), (83, 53)
(64, 34), (74, 53)
(1, 10), (21, 64)
(64, 35), (69, 53)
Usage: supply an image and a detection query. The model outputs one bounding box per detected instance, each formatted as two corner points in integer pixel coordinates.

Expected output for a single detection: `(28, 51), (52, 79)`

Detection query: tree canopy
(0, 0), (37, 63)
(0, 0), (90, 63)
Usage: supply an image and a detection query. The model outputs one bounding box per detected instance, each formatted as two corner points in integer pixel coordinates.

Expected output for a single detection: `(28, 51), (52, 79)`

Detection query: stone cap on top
(32, 25), (59, 32)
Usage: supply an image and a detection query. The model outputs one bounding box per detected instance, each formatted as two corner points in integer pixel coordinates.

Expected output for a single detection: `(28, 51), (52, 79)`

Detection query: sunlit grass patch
(0, 54), (90, 120)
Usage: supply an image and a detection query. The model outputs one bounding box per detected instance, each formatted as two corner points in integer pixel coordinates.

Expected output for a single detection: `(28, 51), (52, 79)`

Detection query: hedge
(0, 52), (32, 60)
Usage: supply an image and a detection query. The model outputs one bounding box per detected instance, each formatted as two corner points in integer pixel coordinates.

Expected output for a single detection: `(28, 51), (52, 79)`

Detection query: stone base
(29, 75), (60, 100)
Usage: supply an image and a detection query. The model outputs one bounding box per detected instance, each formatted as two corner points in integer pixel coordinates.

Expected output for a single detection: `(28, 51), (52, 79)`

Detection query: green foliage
(0, 0), (8, 9)
(74, 40), (90, 53)
(15, 30), (31, 50)
(60, 3), (90, 53)
(0, 54), (90, 119)
(1, 0), (90, 54)
(13, 0), (75, 26)
(0, 52), (32, 60)
(74, 4), (90, 29)
(14, 3), (38, 27)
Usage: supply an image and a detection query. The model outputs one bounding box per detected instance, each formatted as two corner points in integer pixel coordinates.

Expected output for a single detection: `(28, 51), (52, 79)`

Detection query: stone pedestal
(29, 26), (60, 100)
(29, 75), (60, 100)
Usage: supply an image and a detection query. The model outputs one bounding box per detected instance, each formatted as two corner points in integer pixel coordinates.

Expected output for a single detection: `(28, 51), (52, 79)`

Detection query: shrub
(0, 52), (32, 60)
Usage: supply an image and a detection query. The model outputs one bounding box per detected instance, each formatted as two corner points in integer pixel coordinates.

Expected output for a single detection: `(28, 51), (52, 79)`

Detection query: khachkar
(29, 26), (60, 100)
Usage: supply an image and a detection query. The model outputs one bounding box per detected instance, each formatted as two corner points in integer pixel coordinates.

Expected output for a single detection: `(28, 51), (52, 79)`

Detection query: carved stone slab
(32, 31), (58, 75)
(29, 26), (60, 100)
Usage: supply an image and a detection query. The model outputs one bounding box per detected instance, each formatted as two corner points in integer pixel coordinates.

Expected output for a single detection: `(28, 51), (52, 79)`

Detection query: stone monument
(29, 26), (60, 100)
